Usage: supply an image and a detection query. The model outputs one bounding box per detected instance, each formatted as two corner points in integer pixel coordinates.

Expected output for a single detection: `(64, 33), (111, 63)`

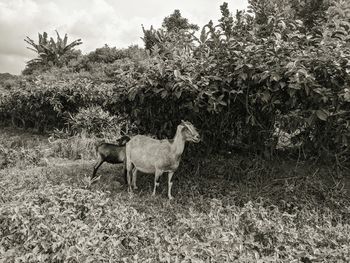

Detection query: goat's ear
(179, 123), (188, 131)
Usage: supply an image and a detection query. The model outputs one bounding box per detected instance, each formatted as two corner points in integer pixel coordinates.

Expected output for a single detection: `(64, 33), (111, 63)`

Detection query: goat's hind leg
(91, 158), (104, 184)
(152, 169), (162, 196)
(126, 162), (133, 193)
(132, 168), (138, 190)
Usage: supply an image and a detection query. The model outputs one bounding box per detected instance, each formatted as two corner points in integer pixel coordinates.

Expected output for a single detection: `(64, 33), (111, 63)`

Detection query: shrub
(0, 146), (44, 169)
(0, 1), (349, 163)
(65, 106), (133, 137)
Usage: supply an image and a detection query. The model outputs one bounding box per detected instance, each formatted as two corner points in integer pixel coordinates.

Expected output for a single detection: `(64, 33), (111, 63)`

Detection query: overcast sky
(0, 0), (248, 75)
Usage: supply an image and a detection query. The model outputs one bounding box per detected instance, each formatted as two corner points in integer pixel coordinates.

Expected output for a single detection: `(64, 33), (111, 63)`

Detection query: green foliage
(162, 9), (199, 32)
(0, 141), (350, 262)
(218, 2), (235, 38)
(141, 25), (160, 53)
(0, 71), (117, 132)
(0, 146), (43, 169)
(47, 135), (97, 160)
(0, 73), (18, 89)
(290, 0), (330, 29)
(24, 31), (82, 75)
(86, 44), (127, 63)
(1, 1), (349, 161)
(66, 106), (134, 137)
(142, 9), (198, 52)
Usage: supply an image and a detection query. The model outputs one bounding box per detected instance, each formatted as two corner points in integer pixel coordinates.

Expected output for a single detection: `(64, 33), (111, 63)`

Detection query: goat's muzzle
(192, 135), (201, 143)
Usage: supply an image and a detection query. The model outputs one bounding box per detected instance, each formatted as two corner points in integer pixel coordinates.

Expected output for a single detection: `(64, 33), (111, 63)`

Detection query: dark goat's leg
(91, 159), (104, 184)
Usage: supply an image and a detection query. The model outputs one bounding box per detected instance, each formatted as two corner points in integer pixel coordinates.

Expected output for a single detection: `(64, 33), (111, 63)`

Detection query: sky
(0, 0), (248, 75)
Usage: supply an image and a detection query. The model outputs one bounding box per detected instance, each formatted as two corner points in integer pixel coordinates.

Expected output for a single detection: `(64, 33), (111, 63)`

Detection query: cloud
(0, 0), (248, 74)
(0, 53), (29, 74)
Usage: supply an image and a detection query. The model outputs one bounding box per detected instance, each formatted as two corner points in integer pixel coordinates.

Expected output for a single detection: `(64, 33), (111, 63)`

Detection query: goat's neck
(171, 128), (186, 157)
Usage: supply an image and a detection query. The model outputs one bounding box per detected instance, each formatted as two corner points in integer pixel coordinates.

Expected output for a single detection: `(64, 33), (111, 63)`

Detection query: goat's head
(179, 120), (201, 143)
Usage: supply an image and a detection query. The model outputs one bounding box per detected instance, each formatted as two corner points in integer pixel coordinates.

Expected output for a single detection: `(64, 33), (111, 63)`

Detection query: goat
(91, 135), (130, 184)
(125, 120), (200, 199)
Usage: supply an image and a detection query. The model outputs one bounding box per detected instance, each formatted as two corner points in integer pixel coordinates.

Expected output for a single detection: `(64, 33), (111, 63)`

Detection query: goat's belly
(134, 163), (179, 174)
(105, 157), (121, 164)
(104, 152), (125, 164)
(134, 165), (155, 174)
(130, 159), (153, 174)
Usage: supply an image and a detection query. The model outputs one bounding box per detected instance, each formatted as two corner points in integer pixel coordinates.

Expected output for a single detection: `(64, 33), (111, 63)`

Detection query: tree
(290, 0), (330, 30)
(162, 9), (199, 32)
(24, 31), (82, 74)
(248, 0), (330, 31)
(218, 2), (234, 38)
(142, 10), (199, 53)
(141, 25), (160, 53)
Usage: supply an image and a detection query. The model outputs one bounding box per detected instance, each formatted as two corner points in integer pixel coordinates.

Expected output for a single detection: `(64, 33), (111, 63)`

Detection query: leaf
(240, 73), (248, 80)
(174, 70), (181, 78)
(285, 62), (295, 69)
(175, 90), (182, 99)
(157, 63), (164, 76)
(274, 32), (282, 40)
(271, 73), (281, 82)
(316, 109), (329, 121)
(278, 21), (286, 30)
(161, 90), (168, 98)
(261, 91), (271, 102)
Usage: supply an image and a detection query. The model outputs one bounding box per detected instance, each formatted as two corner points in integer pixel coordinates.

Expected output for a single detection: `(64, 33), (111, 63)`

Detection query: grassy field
(0, 127), (350, 262)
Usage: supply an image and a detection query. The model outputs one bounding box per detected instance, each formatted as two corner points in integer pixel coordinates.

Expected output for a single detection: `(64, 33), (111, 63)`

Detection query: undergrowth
(0, 128), (350, 262)
(0, 127), (124, 169)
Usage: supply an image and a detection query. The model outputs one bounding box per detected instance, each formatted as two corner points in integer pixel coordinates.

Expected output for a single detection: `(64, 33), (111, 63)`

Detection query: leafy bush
(66, 106), (133, 137)
(0, 146), (44, 169)
(0, 0), (349, 163)
(0, 73), (116, 132)
(47, 136), (96, 160)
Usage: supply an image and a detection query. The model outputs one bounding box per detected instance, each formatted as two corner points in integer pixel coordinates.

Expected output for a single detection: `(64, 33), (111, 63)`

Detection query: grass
(0, 127), (350, 262)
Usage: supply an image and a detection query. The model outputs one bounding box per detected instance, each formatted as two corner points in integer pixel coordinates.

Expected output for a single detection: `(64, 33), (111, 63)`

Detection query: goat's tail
(94, 140), (105, 152)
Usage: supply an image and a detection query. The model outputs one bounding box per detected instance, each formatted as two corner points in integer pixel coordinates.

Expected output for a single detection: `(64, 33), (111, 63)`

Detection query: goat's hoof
(168, 196), (174, 200)
(133, 186), (138, 190)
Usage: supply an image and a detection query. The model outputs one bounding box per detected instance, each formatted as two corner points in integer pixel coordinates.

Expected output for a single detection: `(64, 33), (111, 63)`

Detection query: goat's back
(97, 143), (126, 164)
(126, 135), (176, 172)
(127, 135), (171, 152)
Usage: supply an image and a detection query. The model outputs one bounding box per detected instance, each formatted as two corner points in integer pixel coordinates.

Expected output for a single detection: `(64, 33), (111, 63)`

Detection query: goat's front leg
(152, 170), (162, 196)
(167, 172), (174, 200)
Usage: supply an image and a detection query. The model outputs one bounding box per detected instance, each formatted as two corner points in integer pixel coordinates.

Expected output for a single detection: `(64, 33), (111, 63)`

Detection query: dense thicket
(0, 0), (349, 161)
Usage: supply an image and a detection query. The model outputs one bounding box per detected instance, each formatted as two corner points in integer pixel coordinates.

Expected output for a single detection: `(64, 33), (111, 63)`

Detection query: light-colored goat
(125, 120), (200, 199)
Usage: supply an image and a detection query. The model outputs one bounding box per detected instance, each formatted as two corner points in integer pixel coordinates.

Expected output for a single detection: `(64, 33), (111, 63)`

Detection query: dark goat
(91, 135), (130, 184)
